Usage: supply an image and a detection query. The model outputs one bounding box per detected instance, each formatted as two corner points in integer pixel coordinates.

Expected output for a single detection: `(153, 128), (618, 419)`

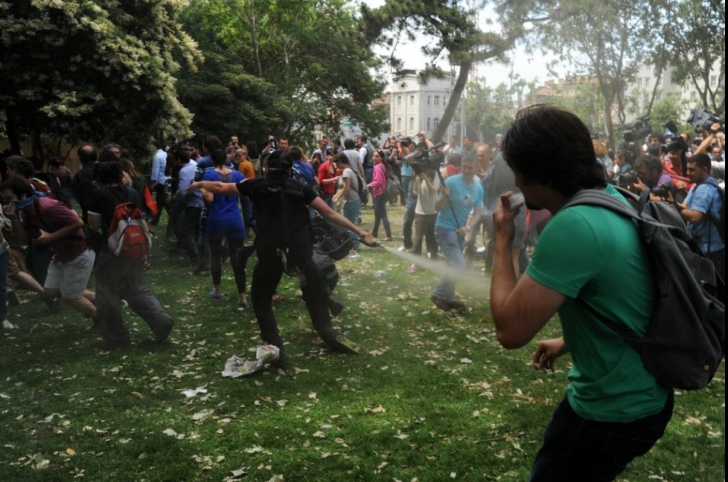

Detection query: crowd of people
(0, 107), (724, 479)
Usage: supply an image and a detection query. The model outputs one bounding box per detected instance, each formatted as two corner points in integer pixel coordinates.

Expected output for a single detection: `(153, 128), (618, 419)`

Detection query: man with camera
(679, 153), (725, 280)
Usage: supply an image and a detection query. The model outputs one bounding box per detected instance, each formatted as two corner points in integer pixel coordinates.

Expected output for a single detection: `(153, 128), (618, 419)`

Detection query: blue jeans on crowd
(320, 193), (336, 211)
(401, 176), (416, 249)
(431, 228), (465, 302)
(529, 392), (674, 482)
(0, 250), (8, 321)
(372, 195), (392, 238)
(342, 199), (362, 251)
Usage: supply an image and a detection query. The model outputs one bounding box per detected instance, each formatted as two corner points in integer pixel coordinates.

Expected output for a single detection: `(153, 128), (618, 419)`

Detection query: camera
(619, 115), (652, 144)
(267, 137), (278, 151)
(686, 109), (725, 133)
(613, 169), (640, 190)
(408, 144), (445, 176)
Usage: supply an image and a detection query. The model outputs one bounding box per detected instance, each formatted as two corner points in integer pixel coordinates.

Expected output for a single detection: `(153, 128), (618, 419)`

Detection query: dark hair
(647, 145), (662, 158)
(0, 177), (35, 198)
(634, 154), (663, 173)
(204, 135), (223, 153)
(245, 141), (259, 160)
(211, 149), (227, 167)
(503, 105), (605, 197)
(344, 138), (356, 150)
(93, 161), (123, 186)
(616, 148), (634, 165)
(120, 158), (140, 179)
(359, 135), (368, 142)
(172, 148), (190, 164)
(287, 146), (303, 161)
(648, 133), (664, 143)
(332, 139), (342, 147)
(311, 152), (323, 161)
(29, 156), (44, 171)
(99, 149), (118, 164)
(448, 153), (462, 167)
(6, 156), (35, 179)
(77, 145), (98, 165)
(687, 153), (712, 172)
(335, 153), (351, 166)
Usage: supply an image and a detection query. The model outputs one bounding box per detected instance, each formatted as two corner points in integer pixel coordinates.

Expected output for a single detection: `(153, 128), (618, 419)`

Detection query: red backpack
(102, 189), (152, 259)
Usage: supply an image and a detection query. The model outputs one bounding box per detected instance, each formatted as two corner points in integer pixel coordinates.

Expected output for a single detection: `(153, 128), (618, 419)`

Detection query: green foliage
(661, 0), (726, 112)
(538, 0), (660, 144)
(649, 93), (691, 134)
(465, 81), (518, 143)
(177, 0), (387, 147)
(0, 0), (201, 158)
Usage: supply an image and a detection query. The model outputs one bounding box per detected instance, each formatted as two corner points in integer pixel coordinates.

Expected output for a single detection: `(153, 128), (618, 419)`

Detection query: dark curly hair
(503, 105), (606, 197)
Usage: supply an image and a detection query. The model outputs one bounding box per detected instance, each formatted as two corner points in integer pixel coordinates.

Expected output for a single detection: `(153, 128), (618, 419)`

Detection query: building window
(434, 96), (440, 106)
(397, 118), (402, 131)
(645, 77), (651, 87)
(410, 95), (415, 106)
(397, 95), (402, 107)
(637, 78), (642, 87)
(409, 117), (414, 131)
(427, 118), (431, 130)
(711, 75), (717, 86)
(434, 118), (440, 129)
(427, 95), (431, 106)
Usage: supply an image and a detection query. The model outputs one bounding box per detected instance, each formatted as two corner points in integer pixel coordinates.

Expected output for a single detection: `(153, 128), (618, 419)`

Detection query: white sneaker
(397, 246), (406, 252)
(2, 319), (17, 329)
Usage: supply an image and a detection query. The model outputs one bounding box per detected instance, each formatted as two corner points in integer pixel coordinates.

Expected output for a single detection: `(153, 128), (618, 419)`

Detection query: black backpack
(705, 179), (725, 243)
(311, 216), (353, 261)
(564, 186), (725, 390)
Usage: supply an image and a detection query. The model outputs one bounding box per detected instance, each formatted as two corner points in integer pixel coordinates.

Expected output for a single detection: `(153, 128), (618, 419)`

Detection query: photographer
(691, 122), (725, 180)
(680, 154), (725, 279)
(631, 155), (676, 201)
(189, 151), (374, 367)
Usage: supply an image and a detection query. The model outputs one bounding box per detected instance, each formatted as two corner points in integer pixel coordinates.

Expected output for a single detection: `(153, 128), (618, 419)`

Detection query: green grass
(1, 205), (724, 481)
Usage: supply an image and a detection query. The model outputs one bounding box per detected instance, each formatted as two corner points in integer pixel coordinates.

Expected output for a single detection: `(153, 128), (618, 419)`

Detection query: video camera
(686, 109), (725, 133)
(408, 142), (446, 176)
(619, 115), (652, 144)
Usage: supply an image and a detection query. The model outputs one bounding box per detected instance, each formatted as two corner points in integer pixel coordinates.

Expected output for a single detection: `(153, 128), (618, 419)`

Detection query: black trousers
(251, 247), (338, 352)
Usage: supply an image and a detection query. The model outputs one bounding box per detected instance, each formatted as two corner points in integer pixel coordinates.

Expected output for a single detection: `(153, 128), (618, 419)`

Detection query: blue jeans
(342, 199), (362, 250)
(431, 228), (465, 302)
(320, 192), (336, 211)
(529, 392), (674, 481)
(372, 195), (391, 238)
(401, 176), (416, 248)
(0, 250), (8, 321)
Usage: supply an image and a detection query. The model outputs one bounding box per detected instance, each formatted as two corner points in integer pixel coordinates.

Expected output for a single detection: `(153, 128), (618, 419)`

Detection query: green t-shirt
(526, 185), (669, 423)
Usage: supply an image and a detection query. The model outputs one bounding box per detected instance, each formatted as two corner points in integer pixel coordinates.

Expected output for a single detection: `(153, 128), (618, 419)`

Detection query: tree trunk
(433, 59), (472, 142)
(6, 115), (21, 154)
(31, 125), (44, 161)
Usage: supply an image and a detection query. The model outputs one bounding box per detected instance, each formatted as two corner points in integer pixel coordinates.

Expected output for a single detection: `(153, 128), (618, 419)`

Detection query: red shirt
(23, 196), (87, 263)
(446, 164), (463, 177)
(317, 161), (337, 195)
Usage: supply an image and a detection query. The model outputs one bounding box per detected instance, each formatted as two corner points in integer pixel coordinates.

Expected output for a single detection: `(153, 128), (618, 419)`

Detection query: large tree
(661, 0), (725, 113)
(538, 0), (659, 146)
(361, 0), (546, 142)
(177, 0), (388, 147)
(0, 0), (201, 159)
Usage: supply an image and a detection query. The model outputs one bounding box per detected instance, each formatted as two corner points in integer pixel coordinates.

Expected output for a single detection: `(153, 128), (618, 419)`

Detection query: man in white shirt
(150, 140), (169, 226)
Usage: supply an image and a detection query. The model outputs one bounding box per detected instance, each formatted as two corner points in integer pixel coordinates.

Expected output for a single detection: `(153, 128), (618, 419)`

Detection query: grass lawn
(1, 205), (724, 481)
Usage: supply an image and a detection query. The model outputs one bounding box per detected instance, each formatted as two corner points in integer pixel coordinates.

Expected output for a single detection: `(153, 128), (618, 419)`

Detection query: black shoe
(430, 295), (450, 311)
(446, 300), (467, 313)
(270, 349), (289, 368)
(45, 296), (63, 315)
(155, 320), (174, 344)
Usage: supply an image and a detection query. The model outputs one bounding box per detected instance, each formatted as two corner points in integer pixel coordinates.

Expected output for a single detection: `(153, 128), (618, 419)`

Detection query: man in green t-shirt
(489, 105), (673, 481)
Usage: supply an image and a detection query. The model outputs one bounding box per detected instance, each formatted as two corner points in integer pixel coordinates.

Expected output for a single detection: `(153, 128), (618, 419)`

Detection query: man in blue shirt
(431, 156), (483, 312)
(680, 153), (725, 279)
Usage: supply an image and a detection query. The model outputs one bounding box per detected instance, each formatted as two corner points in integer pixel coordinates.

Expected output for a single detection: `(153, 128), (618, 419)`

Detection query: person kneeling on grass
(1, 178), (97, 323)
(189, 150), (375, 368)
